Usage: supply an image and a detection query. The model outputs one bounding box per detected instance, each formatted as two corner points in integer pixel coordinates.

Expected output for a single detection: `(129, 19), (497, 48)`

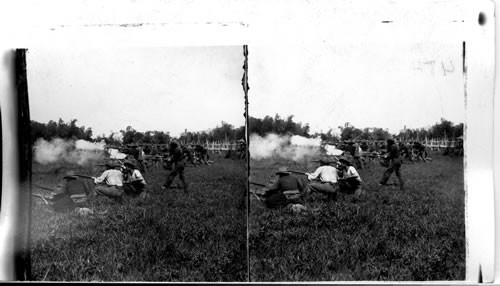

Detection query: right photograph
(248, 43), (465, 281)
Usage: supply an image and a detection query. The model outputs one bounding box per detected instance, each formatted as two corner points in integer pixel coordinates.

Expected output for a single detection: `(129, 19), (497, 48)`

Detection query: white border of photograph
(0, 0), (495, 282)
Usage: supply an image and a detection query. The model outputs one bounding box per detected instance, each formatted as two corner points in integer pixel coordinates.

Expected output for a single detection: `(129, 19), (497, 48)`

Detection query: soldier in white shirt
(92, 162), (124, 203)
(304, 158), (339, 201)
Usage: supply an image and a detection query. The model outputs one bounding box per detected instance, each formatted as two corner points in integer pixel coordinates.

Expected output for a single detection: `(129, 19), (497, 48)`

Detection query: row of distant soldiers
(118, 143), (215, 173)
(337, 140), (432, 170)
(118, 140), (247, 173)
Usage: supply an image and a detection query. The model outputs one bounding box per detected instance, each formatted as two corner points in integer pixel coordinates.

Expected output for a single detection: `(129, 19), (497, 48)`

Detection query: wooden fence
(204, 142), (240, 153)
(423, 139), (462, 150)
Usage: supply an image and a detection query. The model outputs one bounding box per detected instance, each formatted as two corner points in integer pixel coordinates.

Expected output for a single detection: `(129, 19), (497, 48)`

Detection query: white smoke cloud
(75, 139), (106, 151)
(33, 138), (105, 165)
(107, 148), (128, 160)
(249, 133), (321, 161)
(290, 135), (321, 147)
(324, 144), (343, 156)
(111, 132), (123, 142)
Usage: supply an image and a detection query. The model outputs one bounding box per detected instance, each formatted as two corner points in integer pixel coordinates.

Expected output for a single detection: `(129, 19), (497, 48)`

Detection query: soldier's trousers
(338, 180), (364, 199)
(124, 182), (146, 196)
(164, 163), (187, 190)
(94, 185), (124, 200)
(305, 181), (338, 200)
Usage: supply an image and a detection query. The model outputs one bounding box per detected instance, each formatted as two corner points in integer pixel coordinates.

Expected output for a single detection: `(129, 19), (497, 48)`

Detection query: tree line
(30, 118), (245, 145)
(30, 119), (93, 144)
(248, 114), (310, 137)
(249, 114), (464, 142)
(31, 116), (463, 145)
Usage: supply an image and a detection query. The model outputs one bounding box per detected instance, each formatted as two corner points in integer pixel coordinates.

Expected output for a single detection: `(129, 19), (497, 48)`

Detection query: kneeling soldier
(337, 156), (365, 201)
(122, 161), (147, 196)
(304, 158), (339, 202)
(260, 167), (304, 209)
(93, 162), (125, 203)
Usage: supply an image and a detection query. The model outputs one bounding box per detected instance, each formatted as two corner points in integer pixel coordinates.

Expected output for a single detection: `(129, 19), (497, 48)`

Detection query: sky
(27, 46), (245, 138)
(249, 40), (465, 136)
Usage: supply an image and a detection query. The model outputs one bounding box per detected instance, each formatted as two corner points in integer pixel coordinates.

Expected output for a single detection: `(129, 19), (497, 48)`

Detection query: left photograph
(26, 47), (247, 281)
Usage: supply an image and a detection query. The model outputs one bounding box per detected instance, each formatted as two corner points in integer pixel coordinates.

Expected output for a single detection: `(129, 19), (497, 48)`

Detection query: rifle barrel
(32, 183), (53, 191)
(250, 181), (266, 187)
(74, 174), (94, 179)
(32, 193), (50, 205)
(287, 169), (308, 175)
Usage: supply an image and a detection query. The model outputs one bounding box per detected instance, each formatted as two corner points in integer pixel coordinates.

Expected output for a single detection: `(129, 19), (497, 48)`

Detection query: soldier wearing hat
(122, 161), (147, 196)
(337, 156), (365, 200)
(304, 157), (339, 201)
(93, 161), (125, 203)
(162, 140), (188, 192)
(377, 138), (404, 191)
(259, 166), (304, 209)
(48, 171), (92, 211)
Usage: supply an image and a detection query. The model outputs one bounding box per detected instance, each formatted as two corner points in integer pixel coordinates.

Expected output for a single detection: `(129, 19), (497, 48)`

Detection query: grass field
(30, 154), (247, 282)
(249, 152), (465, 281)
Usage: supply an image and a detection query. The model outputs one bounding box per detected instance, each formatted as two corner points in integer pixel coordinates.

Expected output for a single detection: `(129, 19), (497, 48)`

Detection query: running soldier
(377, 139), (405, 191)
(162, 141), (188, 192)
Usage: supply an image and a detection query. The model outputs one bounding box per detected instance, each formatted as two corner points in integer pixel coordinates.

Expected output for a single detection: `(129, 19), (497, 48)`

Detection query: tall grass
(30, 154), (247, 282)
(249, 152), (465, 281)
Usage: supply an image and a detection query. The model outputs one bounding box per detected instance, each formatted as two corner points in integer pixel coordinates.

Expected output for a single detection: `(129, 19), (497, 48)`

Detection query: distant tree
(248, 117), (263, 135)
(315, 129), (339, 143)
(430, 118), (454, 139)
(396, 118), (463, 141)
(453, 123), (464, 138)
(340, 126), (363, 141)
(261, 116), (274, 135)
(371, 128), (390, 141)
(152, 131), (170, 144)
(212, 121), (235, 141)
(143, 131), (153, 144)
(30, 118), (93, 143)
(234, 126), (245, 140)
(121, 126), (138, 145)
(248, 114), (310, 137)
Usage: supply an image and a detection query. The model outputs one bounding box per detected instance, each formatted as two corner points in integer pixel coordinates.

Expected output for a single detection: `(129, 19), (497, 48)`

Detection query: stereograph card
(0, 0), (496, 283)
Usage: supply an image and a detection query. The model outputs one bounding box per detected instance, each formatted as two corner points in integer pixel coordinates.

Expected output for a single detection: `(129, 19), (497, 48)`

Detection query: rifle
(286, 169), (308, 176)
(32, 193), (50, 205)
(250, 190), (266, 205)
(338, 176), (359, 181)
(74, 174), (95, 180)
(250, 181), (266, 187)
(32, 183), (53, 191)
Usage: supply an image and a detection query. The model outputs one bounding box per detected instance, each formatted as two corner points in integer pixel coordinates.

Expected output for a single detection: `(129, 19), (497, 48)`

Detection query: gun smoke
(34, 138), (106, 165)
(249, 133), (321, 161)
